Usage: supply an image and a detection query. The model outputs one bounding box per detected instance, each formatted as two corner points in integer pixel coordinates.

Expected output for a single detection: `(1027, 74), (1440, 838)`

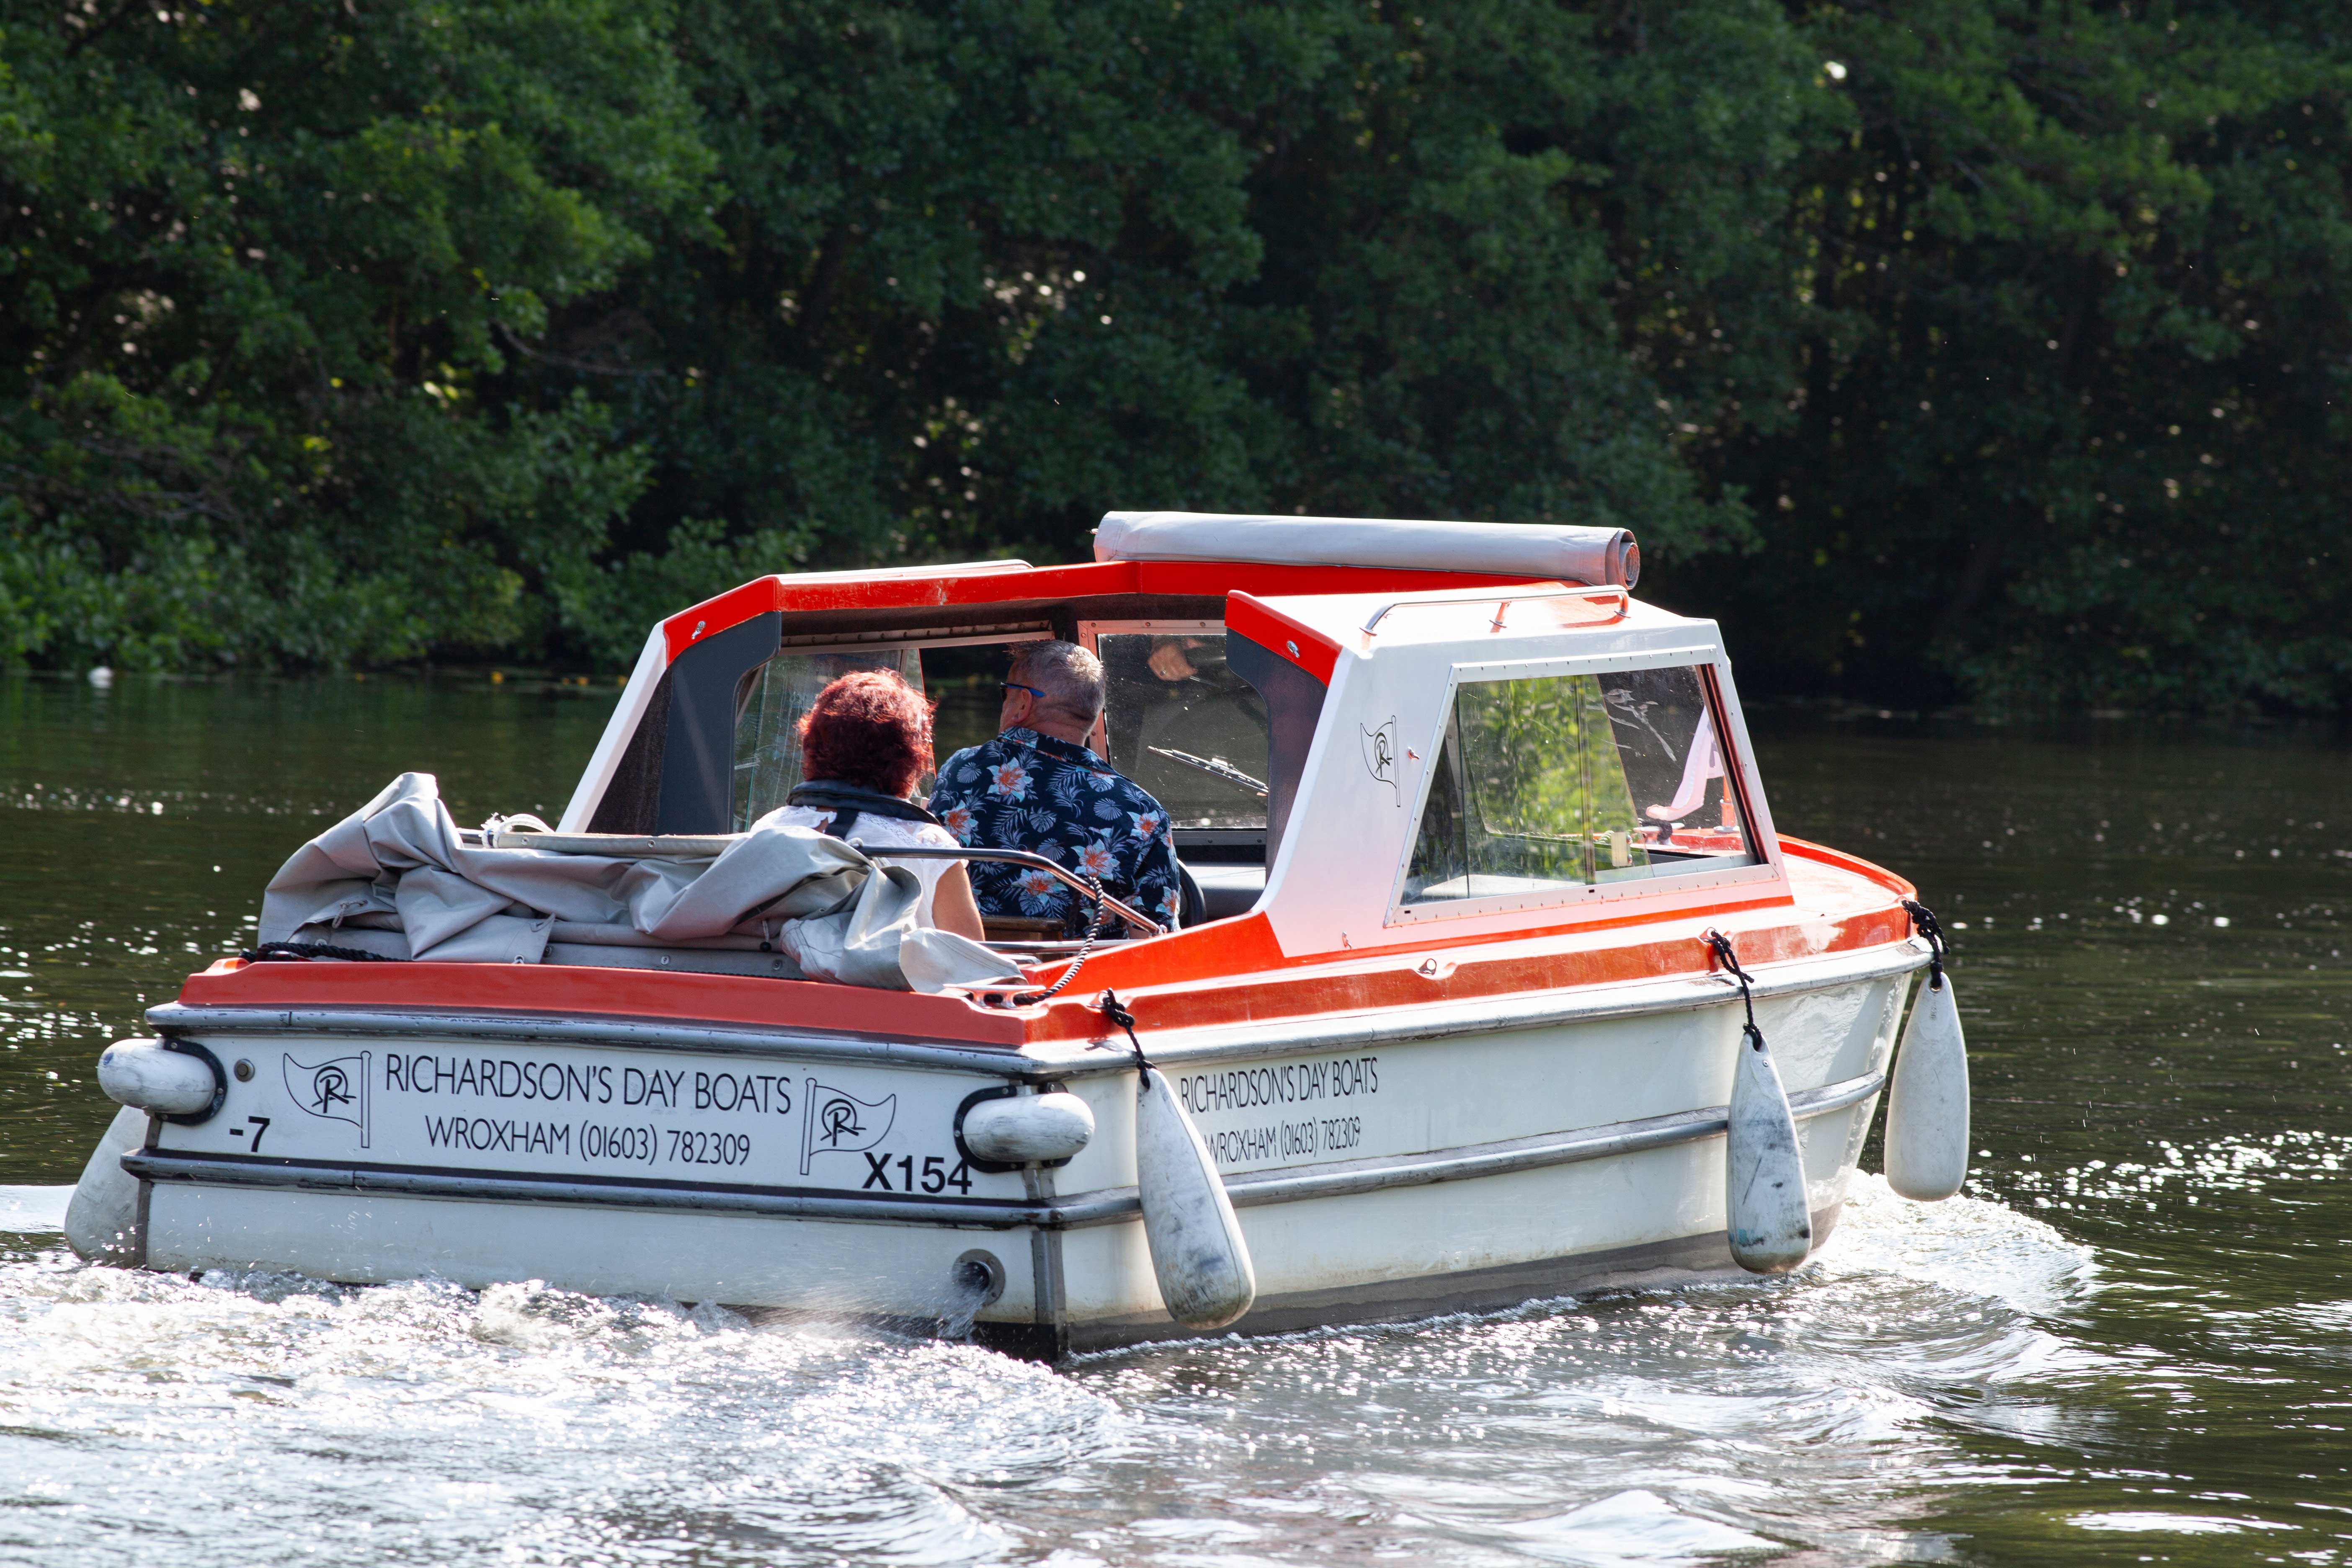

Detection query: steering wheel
(1176, 860), (1209, 930)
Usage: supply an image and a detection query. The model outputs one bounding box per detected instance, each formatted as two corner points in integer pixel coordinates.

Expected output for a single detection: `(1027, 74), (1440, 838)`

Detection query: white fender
(1725, 1028), (1812, 1273)
(1885, 973), (1971, 1200)
(962, 1091), (1095, 1165)
(64, 1104), (149, 1264)
(1134, 1066), (1256, 1329)
(96, 1038), (219, 1116)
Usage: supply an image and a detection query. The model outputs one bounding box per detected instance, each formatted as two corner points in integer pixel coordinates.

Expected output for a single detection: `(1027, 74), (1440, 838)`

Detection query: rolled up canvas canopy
(260, 773), (1016, 991)
(1093, 511), (1640, 588)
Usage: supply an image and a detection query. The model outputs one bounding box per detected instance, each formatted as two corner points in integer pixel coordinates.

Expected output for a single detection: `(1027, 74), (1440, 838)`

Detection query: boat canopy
(541, 512), (1785, 968)
(257, 772), (1019, 989)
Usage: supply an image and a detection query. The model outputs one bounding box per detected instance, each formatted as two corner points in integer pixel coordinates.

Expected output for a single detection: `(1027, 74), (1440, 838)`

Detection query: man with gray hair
(927, 640), (1183, 934)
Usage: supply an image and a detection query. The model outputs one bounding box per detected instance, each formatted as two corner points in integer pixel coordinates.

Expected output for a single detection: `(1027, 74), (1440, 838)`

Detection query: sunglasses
(1000, 682), (1046, 699)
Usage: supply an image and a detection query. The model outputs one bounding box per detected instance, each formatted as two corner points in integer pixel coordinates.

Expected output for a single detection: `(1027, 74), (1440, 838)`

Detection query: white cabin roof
(1095, 512), (1639, 588)
(1251, 587), (1780, 954)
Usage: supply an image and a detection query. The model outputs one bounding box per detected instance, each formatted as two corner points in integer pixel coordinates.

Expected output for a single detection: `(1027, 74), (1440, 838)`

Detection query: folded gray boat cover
(258, 773), (1019, 993)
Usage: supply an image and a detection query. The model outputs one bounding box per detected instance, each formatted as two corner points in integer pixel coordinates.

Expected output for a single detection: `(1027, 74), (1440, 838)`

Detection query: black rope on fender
(1097, 987), (1153, 1078)
(1900, 898), (1949, 991)
(1702, 929), (1767, 1055)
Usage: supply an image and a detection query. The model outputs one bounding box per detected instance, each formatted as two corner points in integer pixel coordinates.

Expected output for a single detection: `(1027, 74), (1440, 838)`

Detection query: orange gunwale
(170, 837), (1918, 1052)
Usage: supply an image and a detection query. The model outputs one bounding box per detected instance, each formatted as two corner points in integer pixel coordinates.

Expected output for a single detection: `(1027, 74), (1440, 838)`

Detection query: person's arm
(931, 862), (986, 941)
(1135, 818), (1184, 931)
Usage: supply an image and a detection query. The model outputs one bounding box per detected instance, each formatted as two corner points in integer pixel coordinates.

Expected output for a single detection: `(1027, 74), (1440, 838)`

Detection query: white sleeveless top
(759, 805), (960, 925)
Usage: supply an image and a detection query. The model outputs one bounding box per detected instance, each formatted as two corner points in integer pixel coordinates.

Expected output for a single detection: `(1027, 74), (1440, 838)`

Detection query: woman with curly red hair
(758, 670), (984, 939)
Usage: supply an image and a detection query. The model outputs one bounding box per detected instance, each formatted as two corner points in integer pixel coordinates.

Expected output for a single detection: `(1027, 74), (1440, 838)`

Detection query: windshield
(1093, 630), (1270, 831)
(731, 649), (924, 831)
(1402, 661), (1755, 904)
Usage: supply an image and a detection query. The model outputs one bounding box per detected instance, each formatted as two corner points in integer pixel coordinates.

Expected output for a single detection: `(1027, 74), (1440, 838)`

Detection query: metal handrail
(857, 846), (1166, 937)
(1360, 582), (1627, 635)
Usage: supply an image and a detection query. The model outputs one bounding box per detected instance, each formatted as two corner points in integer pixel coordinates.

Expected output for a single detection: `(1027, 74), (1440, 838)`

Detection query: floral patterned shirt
(927, 727), (1183, 934)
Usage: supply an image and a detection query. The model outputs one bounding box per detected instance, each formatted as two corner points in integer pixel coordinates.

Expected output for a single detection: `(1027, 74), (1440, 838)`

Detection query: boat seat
(981, 915), (1067, 943)
(1187, 862), (1265, 922)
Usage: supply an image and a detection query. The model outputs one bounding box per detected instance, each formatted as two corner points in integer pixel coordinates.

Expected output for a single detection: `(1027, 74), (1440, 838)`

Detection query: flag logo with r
(283, 1052), (371, 1148)
(800, 1079), (895, 1175)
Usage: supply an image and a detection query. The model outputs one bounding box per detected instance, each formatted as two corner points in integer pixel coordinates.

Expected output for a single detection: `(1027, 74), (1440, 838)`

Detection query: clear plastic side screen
(731, 649), (924, 831)
(1091, 628), (1270, 831)
(1402, 662), (1754, 905)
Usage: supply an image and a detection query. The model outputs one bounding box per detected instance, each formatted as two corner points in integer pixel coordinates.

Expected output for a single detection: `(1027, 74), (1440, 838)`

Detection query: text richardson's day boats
(65, 513), (1973, 1359)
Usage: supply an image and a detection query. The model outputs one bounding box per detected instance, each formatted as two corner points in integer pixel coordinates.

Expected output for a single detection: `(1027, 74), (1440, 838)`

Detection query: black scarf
(786, 780), (940, 841)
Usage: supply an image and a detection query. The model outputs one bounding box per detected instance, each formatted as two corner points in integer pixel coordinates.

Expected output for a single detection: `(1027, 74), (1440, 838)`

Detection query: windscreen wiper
(1148, 745), (1269, 798)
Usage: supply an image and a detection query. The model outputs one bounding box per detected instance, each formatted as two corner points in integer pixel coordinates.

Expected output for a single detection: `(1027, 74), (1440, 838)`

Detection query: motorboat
(65, 512), (1972, 1358)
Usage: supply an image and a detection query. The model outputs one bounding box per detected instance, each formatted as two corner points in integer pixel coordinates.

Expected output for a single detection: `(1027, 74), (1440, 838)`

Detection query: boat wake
(0, 1168), (2111, 1565)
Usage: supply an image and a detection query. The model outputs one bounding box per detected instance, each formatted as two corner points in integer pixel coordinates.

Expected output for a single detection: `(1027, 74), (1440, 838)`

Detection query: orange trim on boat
(175, 959), (1028, 1047)
(1775, 834), (1919, 898)
(1013, 897), (1916, 1044)
(1224, 592), (1341, 683)
(175, 898), (1914, 1055)
(173, 844), (1916, 1055)
(658, 561), (1562, 664)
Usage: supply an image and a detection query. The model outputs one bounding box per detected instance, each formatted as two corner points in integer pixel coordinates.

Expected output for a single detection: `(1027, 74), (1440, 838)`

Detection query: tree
(1676, 0), (2352, 711)
(534, 0), (1821, 665)
(0, 0), (710, 670)
(6, 0), (2349, 713)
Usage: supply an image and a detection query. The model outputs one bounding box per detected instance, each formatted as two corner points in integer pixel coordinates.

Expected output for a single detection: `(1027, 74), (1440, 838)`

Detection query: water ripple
(0, 1176), (2115, 1565)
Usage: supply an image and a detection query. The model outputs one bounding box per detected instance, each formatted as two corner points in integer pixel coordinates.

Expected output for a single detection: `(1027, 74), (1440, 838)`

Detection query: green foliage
(615, 0), (1809, 569)
(1, 0), (2347, 709)
(1681, 0), (2352, 709)
(0, 0), (708, 668)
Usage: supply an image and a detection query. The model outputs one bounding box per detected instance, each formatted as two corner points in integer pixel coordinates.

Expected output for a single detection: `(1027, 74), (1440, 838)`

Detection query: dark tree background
(3, 0), (2345, 710)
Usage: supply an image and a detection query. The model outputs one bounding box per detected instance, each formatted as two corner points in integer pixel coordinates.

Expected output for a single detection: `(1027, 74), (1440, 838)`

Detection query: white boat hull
(97, 945), (1924, 1357)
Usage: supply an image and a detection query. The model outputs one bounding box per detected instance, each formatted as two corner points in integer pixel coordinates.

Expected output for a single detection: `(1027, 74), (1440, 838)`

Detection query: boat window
(731, 649), (924, 831)
(1090, 627), (1271, 832)
(1401, 663), (1755, 903)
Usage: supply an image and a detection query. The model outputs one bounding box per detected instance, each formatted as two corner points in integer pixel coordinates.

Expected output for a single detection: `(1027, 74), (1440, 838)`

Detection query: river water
(1, 672), (2347, 1566)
